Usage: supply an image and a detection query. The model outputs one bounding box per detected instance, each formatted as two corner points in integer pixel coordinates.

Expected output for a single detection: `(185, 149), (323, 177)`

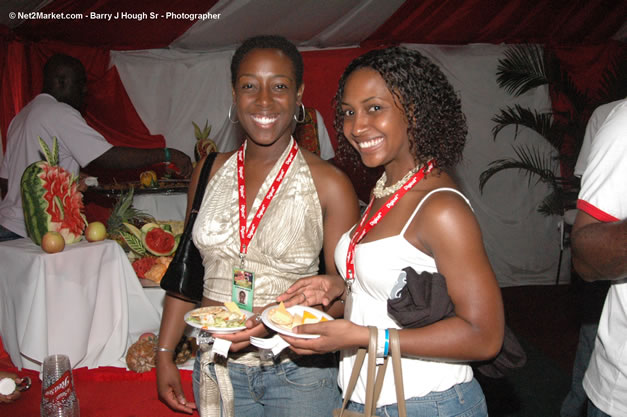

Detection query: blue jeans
(345, 378), (487, 417)
(0, 224), (21, 242)
(193, 350), (341, 417)
(587, 400), (611, 417)
(560, 323), (599, 417)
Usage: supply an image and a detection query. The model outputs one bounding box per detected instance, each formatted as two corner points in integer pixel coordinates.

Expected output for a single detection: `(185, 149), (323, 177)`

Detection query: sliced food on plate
(185, 302), (249, 330)
(266, 302), (329, 331)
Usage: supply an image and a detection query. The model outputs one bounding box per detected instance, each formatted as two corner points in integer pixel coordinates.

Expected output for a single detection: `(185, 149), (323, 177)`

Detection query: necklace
(372, 165), (421, 198)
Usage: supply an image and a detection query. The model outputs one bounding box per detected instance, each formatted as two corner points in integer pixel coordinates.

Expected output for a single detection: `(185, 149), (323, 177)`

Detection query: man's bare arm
(571, 210), (627, 282)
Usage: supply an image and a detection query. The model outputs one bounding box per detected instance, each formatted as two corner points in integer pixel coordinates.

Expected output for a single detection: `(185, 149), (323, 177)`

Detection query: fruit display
(193, 120), (217, 162)
(41, 231), (65, 253)
(139, 170), (158, 188)
(21, 137), (87, 246)
(119, 222), (179, 257)
(132, 256), (172, 283)
(85, 221), (107, 242)
(106, 187), (154, 239)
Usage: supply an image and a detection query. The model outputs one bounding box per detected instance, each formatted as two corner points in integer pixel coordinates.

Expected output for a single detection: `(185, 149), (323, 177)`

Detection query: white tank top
(334, 188), (473, 406)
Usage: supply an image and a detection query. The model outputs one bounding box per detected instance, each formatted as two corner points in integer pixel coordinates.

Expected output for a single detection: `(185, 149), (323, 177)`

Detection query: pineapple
(193, 120), (218, 162)
(106, 187), (154, 247)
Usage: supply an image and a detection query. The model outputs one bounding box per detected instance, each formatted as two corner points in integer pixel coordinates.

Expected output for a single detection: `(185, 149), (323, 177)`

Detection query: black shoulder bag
(160, 152), (217, 303)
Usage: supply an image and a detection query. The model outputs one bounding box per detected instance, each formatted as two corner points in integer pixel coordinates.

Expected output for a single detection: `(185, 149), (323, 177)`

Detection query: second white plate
(261, 305), (333, 339)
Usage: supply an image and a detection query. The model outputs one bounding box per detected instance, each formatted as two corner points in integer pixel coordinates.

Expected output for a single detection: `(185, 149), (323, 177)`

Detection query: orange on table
(140, 170), (158, 187)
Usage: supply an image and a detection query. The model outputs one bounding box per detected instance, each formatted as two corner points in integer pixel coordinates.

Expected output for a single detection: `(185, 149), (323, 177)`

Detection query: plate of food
(184, 302), (253, 334)
(261, 302), (333, 339)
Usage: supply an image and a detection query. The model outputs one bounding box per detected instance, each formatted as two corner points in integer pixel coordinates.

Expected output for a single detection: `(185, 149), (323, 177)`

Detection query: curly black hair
(333, 47), (467, 170)
(230, 35), (303, 88)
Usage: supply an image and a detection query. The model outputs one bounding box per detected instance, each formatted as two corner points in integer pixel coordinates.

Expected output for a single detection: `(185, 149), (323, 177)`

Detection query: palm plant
(479, 44), (626, 215)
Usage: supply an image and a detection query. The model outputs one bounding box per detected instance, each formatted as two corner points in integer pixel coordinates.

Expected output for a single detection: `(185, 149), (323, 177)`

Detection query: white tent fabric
(170, 0), (405, 51)
(404, 44), (566, 287)
(112, 42), (567, 287)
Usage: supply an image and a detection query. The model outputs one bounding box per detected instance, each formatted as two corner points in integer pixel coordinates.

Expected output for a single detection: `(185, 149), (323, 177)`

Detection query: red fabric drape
(12, 0), (217, 50)
(301, 47), (382, 202)
(547, 41), (626, 179)
(364, 0), (627, 47)
(84, 65), (164, 148)
(301, 48), (373, 150)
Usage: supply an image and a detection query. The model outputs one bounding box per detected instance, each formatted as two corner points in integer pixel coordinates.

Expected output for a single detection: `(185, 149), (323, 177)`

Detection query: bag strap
(335, 326), (378, 417)
(370, 329), (406, 417)
(190, 152), (218, 213)
(363, 326), (378, 415)
(388, 329), (406, 416)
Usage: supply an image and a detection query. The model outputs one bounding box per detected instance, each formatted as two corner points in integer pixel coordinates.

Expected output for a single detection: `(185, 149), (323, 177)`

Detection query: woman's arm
(400, 191), (504, 361)
(156, 155), (222, 413)
(292, 155), (360, 316)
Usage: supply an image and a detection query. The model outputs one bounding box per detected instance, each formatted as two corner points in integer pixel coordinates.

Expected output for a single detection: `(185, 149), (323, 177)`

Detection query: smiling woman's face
(340, 68), (411, 169)
(232, 48), (303, 147)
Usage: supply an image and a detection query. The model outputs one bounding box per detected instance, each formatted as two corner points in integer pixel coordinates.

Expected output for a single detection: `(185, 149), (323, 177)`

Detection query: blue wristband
(383, 329), (389, 357)
(164, 147), (171, 163)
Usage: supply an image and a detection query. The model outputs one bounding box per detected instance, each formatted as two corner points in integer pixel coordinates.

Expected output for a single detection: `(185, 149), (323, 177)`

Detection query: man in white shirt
(0, 54), (193, 241)
(561, 100), (621, 417)
(572, 99), (627, 417)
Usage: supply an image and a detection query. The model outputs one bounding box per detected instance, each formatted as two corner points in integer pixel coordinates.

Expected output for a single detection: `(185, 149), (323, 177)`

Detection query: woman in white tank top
(279, 47), (504, 417)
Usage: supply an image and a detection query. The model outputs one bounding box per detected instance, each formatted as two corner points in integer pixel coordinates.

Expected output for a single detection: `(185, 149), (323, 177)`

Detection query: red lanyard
(345, 160), (435, 282)
(237, 139), (299, 262)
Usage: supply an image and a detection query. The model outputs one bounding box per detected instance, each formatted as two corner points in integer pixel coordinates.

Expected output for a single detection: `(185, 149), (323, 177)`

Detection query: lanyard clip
(239, 250), (246, 269)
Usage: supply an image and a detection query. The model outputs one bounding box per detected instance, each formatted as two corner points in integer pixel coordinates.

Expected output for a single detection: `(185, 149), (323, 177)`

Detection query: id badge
(232, 267), (254, 312)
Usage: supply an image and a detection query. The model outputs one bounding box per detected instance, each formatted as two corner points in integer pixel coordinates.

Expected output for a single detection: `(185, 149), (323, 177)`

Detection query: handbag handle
(190, 152), (218, 214)
(388, 329), (406, 416)
(371, 329), (406, 417)
(335, 326), (378, 417)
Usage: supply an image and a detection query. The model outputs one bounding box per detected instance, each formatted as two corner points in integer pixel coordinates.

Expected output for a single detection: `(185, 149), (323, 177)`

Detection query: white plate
(184, 307), (254, 334)
(261, 305), (333, 339)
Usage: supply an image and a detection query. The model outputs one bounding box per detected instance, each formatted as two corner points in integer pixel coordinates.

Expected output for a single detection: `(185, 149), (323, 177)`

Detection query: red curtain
(364, 0), (627, 47)
(547, 41), (626, 179)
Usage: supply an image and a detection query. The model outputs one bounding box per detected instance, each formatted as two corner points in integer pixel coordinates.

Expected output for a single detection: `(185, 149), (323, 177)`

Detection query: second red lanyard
(346, 160), (435, 282)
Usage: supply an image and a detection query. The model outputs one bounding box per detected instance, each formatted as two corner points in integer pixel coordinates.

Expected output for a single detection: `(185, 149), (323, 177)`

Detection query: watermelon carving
(21, 137), (87, 245)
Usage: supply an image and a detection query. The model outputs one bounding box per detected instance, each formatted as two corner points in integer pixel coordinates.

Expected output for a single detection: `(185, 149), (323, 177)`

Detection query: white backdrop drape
(111, 43), (567, 287)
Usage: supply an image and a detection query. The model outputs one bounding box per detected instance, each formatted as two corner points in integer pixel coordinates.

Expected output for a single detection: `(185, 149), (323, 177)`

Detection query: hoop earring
(294, 103), (306, 123)
(228, 103), (239, 124)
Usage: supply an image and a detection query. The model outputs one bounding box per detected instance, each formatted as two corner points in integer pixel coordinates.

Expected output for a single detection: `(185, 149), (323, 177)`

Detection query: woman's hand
(281, 319), (367, 355)
(156, 354), (196, 414)
(277, 274), (346, 308)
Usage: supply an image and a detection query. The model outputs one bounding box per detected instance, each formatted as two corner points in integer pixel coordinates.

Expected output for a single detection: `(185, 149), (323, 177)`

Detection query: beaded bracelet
(164, 147), (171, 163)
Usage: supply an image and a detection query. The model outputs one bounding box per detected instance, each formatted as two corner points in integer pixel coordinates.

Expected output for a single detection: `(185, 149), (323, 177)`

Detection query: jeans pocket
(278, 361), (337, 391)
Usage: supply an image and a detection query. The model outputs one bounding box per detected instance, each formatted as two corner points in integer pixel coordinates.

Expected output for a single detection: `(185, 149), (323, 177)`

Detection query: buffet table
(0, 238), (162, 371)
(133, 192), (187, 222)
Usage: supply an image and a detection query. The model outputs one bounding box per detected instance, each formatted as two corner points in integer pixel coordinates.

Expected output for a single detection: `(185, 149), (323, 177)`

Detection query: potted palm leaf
(479, 44), (626, 216)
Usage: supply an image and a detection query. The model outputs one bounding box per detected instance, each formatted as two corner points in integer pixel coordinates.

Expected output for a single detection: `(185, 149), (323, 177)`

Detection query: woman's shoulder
(300, 148), (358, 208)
(300, 148), (350, 184)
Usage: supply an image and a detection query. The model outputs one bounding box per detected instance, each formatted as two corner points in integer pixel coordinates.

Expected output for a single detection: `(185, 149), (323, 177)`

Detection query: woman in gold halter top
(155, 35), (359, 417)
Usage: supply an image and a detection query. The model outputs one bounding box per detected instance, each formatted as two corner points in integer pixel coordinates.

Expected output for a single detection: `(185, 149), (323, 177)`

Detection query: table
(0, 238), (162, 371)
(133, 192), (187, 221)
